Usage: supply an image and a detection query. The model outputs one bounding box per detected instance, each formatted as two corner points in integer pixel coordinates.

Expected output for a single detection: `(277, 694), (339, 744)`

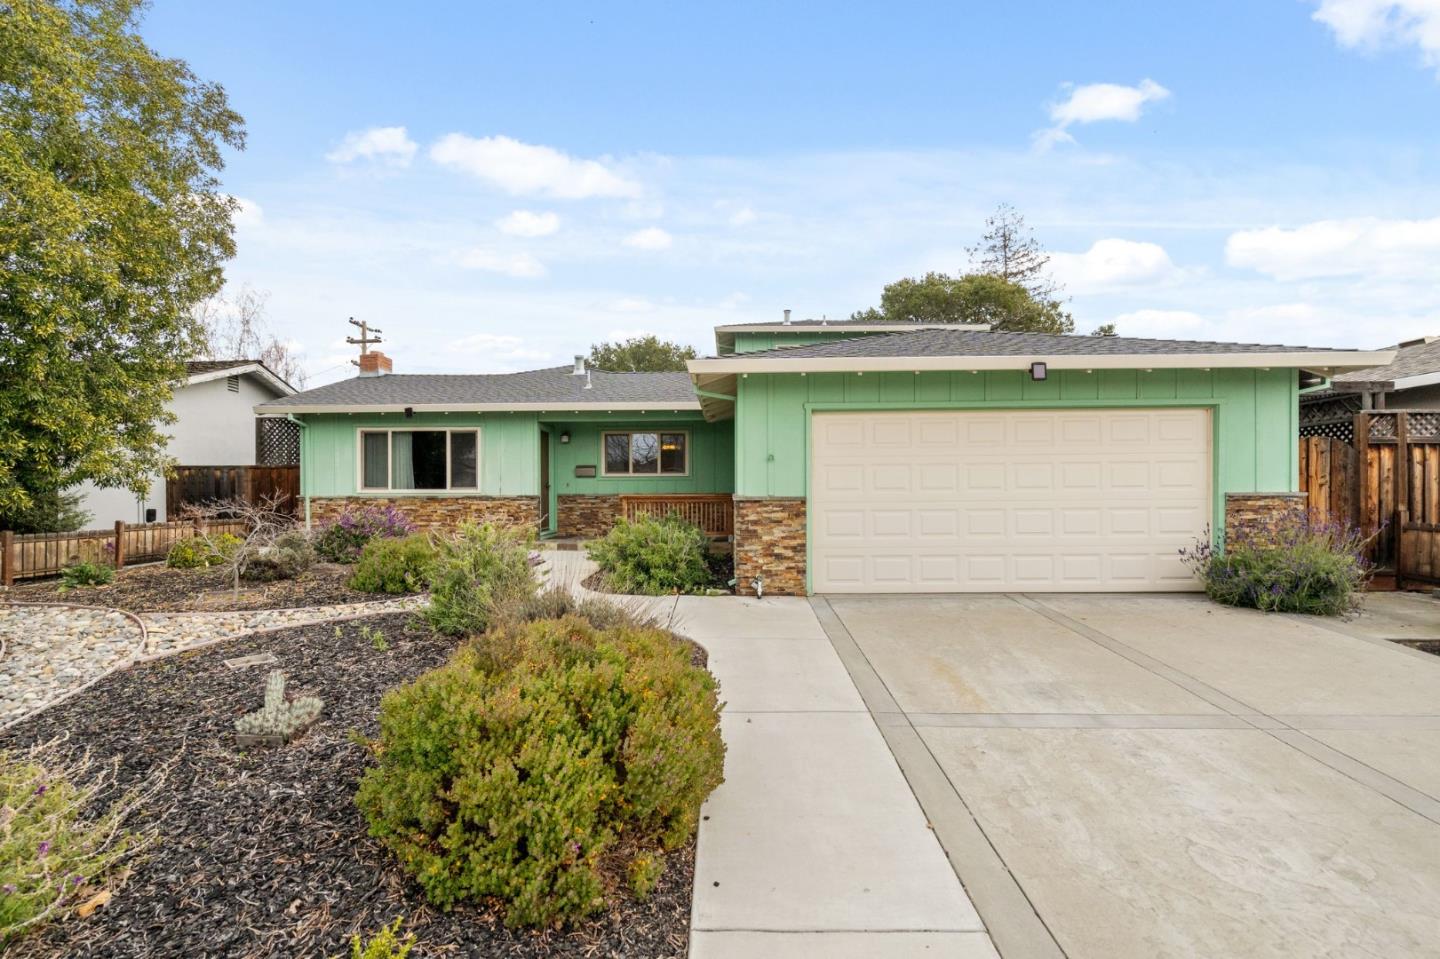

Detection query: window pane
(409, 431), (447, 489)
(660, 433), (686, 474)
(450, 431), (478, 488)
(630, 433), (659, 473)
(605, 433), (630, 474)
(362, 433), (388, 489)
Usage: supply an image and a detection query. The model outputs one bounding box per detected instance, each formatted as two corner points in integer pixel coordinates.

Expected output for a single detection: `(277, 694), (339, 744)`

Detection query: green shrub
(57, 560), (113, 592)
(423, 522), (536, 636)
(313, 506), (417, 564)
(0, 744), (161, 942)
(356, 616), (724, 927)
(1180, 519), (1373, 616)
(240, 530), (315, 582)
(165, 532), (242, 569)
(627, 851), (665, 900)
(341, 917), (415, 959)
(348, 535), (436, 594)
(506, 585), (660, 632)
(588, 515), (712, 595)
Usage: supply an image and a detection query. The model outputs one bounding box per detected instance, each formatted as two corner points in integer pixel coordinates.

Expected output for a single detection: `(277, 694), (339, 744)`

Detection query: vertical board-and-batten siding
(551, 418), (735, 495)
(735, 368), (1300, 506)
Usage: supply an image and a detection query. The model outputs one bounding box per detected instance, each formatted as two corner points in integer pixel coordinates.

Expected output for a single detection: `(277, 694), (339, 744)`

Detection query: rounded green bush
(587, 515), (712, 595)
(355, 615), (725, 927)
(348, 534), (436, 594)
(165, 533), (241, 569)
(423, 522), (536, 636)
(240, 530), (315, 582)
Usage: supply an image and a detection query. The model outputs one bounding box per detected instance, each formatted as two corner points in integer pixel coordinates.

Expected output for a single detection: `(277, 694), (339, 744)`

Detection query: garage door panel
(811, 409), (1211, 592)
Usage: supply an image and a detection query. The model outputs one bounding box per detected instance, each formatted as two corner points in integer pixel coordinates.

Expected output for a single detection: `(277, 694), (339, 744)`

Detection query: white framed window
(358, 428), (480, 492)
(601, 430), (689, 477)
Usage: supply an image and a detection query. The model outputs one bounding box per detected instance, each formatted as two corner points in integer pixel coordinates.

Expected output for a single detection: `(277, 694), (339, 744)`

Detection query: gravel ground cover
(0, 605), (145, 727)
(5, 563), (375, 612)
(0, 614), (697, 959)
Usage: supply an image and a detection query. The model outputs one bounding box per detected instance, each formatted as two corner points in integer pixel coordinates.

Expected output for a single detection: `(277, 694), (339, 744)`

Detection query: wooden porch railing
(620, 494), (734, 536)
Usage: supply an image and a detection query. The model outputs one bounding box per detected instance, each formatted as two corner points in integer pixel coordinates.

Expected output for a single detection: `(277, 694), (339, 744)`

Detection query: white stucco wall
(70, 371), (287, 527)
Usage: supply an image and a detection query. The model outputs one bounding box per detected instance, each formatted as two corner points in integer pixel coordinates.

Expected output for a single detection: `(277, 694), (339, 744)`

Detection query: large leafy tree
(588, 335), (697, 372)
(0, 0), (244, 528)
(851, 273), (1076, 334)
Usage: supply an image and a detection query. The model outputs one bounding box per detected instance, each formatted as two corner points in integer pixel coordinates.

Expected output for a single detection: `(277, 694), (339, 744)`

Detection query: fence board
(0, 519), (248, 582)
(166, 465), (298, 517)
(620, 494), (734, 536)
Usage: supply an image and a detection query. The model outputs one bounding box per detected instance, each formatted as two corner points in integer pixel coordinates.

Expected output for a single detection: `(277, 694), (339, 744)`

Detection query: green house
(256, 321), (1390, 595)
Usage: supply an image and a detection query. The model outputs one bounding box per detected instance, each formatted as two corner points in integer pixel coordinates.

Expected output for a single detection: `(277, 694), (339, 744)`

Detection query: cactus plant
(234, 670), (322, 742)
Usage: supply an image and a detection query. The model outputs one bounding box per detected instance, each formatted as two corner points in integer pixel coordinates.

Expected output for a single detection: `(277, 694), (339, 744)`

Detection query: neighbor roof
(186, 358), (295, 396)
(255, 366), (699, 414)
(1327, 335), (1440, 392)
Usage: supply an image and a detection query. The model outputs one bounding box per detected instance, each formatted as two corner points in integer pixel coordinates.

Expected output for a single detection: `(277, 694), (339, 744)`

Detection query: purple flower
(36, 841), (50, 857)
(34, 783), (46, 797)
(3, 884), (16, 894)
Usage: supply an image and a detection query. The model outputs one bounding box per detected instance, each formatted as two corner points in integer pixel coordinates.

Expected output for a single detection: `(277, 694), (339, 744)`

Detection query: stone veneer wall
(555, 494), (622, 538)
(1224, 492), (1308, 548)
(734, 497), (807, 596)
(308, 496), (540, 532)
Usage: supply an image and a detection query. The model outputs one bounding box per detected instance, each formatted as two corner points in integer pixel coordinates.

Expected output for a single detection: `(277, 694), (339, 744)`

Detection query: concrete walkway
(539, 552), (997, 959)
(817, 591), (1440, 959)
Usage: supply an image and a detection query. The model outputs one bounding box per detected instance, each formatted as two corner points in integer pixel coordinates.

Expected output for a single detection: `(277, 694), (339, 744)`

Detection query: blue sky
(145, 0), (1440, 384)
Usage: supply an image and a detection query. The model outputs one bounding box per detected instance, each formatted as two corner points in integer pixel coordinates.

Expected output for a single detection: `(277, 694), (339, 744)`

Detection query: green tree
(0, 0), (244, 528)
(965, 203), (1061, 301)
(851, 273), (1075, 334)
(588, 335), (697, 372)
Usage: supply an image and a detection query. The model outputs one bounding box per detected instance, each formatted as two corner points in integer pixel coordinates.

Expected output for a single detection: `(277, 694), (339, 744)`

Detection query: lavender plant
(234, 670), (323, 740)
(314, 506), (417, 564)
(1179, 517), (1376, 616)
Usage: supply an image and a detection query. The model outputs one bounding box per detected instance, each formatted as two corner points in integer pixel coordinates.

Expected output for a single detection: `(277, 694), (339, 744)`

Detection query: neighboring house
(257, 321), (1390, 595)
(1300, 335), (1440, 442)
(75, 359), (296, 526)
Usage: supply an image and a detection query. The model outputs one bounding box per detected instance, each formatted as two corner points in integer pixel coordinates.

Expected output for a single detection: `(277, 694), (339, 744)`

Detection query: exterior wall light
(559, 431), (571, 444)
(1029, 362), (1047, 381)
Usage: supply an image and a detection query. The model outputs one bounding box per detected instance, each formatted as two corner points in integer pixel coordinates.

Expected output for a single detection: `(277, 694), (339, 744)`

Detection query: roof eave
(189, 363), (297, 396)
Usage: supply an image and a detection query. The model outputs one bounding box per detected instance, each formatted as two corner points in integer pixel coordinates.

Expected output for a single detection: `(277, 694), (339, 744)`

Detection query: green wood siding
(551, 417), (734, 494)
(734, 368), (1300, 516)
(296, 411), (733, 498)
(298, 412), (540, 496)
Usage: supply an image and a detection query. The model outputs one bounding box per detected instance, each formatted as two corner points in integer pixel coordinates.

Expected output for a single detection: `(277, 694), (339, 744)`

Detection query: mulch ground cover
(0, 613), (696, 958)
(5, 563), (377, 612)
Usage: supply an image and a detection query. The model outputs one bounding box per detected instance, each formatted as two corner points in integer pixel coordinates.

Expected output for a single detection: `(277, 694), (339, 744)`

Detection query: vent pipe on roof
(783, 308), (791, 325)
(572, 354), (586, 375)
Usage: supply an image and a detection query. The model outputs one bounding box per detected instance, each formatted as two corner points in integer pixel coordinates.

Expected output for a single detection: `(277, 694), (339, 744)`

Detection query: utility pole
(346, 317), (384, 366)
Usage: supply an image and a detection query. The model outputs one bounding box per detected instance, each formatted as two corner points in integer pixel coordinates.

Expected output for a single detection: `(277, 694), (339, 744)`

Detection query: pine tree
(965, 203), (1061, 301)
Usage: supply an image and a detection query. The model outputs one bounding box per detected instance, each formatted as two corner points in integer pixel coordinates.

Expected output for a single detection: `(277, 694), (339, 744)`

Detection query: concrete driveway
(815, 591), (1440, 959)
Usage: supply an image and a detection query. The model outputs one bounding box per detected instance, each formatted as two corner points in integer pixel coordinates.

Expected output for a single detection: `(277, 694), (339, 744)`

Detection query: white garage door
(810, 409), (1211, 592)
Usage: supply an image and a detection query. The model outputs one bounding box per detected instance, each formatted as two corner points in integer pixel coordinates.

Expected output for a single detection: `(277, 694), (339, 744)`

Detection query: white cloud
(446, 332), (552, 369)
(1049, 238), (1179, 292)
(608, 297), (656, 313)
(1110, 309), (1206, 337)
(455, 248), (546, 278)
(231, 197), (263, 227)
(729, 206), (758, 226)
(1312, 0), (1440, 70)
(326, 126), (418, 166)
(430, 134), (642, 199)
(1035, 79), (1170, 150)
(496, 210), (560, 237)
(1225, 215), (1440, 280)
(718, 291), (750, 309)
(622, 227), (673, 250)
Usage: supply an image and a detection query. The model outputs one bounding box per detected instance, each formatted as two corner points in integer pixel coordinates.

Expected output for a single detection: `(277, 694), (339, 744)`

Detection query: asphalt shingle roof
(722, 328), (1359, 361)
(1330, 336), (1440, 385)
(257, 366), (697, 410)
(187, 359), (262, 376)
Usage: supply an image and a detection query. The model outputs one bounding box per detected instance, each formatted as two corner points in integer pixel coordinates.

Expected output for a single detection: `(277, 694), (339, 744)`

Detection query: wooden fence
(166, 465), (299, 517)
(1298, 410), (1440, 587)
(620, 494), (734, 536)
(0, 519), (247, 586)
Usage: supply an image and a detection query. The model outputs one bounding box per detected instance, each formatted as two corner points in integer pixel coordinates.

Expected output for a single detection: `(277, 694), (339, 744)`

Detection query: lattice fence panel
(1299, 394), (1359, 443)
(257, 418), (301, 465)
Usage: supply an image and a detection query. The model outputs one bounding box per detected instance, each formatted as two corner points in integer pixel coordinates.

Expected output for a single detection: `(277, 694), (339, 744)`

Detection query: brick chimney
(357, 351), (393, 377)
